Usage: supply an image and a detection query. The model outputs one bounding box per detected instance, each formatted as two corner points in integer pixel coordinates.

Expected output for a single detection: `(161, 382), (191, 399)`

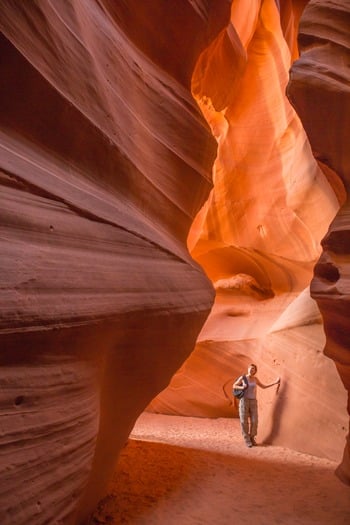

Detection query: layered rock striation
(287, 0), (350, 484)
(0, 1), (231, 523)
(1, 2), (350, 524)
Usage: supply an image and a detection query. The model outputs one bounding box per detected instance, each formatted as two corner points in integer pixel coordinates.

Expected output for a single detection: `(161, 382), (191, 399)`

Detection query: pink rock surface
(0, 1), (230, 523)
(287, 0), (350, 484)
(1, 1), (350, 524)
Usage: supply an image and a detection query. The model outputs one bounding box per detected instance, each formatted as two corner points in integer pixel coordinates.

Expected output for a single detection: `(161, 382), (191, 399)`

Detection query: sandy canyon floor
(90, 413), (350, 525)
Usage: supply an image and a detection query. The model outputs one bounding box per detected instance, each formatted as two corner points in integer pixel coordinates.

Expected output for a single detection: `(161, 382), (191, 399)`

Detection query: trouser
(239, 398), (258, 442)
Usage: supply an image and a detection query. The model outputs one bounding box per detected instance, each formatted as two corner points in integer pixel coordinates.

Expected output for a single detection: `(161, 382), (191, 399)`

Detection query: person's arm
(256, 377), (280, 389)
(233, 376), (247, 390)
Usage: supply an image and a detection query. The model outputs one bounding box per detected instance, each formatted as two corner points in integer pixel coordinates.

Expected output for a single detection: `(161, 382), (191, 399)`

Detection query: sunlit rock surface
(149, 0), (349, 470)
(0, 1), (231, 523)
(287, 0), (350, 484)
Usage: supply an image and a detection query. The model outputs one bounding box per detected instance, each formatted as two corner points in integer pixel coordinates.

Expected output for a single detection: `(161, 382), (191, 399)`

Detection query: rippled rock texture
(1, 1), (350, 524)
(287, 0), (350, 484)
(149, 0), (349, 480)
(0, 1), (230, 523)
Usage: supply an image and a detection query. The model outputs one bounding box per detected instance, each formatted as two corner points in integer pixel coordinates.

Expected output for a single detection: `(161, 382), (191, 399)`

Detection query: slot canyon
(0, 1), (349, 524)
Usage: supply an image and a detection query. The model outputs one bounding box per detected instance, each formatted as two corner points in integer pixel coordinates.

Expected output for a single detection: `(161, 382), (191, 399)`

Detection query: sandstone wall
(287, 0), (350, 484)
(0, 1), (230, 523)
(1, 2), (349, 524)
(149, 0), (350, 479)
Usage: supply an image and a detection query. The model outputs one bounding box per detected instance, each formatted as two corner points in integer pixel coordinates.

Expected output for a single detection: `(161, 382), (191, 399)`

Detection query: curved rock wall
(0, 1), (230, 523)
(287, 0), (350, 484)
(149, 0), (349, 472)
(1, 1), (349, 522)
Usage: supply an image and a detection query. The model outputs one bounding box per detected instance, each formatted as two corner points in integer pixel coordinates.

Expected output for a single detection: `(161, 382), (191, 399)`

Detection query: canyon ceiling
(0, 1), (349, 524)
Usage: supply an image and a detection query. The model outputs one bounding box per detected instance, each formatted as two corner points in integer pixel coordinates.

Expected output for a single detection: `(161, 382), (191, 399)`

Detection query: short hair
(249, 363), (257, 371)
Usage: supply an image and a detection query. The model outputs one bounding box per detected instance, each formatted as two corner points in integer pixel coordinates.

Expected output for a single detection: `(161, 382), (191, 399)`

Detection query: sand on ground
(90, 413), (350, 524)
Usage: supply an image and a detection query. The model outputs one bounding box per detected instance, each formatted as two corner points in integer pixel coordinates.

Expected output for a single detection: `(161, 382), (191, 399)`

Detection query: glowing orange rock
(288, 0), (350, 485)
(150, 0), (348, 469)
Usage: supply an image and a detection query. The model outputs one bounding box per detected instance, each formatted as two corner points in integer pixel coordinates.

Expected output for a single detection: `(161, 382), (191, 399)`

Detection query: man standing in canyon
(233, 364), (280, 447)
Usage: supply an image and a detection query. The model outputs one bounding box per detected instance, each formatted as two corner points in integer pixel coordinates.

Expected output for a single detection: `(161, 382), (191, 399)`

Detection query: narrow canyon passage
(91, 413), (350, 525)
(1, 2), (350, 524)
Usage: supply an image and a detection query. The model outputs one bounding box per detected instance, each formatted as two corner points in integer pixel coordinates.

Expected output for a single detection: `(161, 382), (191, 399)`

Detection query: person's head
(248, 363), (257, 375)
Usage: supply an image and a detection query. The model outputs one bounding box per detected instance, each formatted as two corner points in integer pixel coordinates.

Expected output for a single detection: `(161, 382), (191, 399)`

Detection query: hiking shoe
(246, 441), (253, 448)
(251, 438), (257, 446)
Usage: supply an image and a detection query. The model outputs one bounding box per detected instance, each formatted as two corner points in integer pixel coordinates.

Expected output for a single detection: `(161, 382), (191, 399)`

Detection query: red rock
(0, 1), (229, 522)
(1, 1), (349, 524)
(287, 0), (350, 484)
(151, 0), (349, 483)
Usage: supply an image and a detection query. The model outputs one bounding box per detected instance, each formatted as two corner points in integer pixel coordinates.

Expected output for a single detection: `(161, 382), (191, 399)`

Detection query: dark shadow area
(262, 381), (289, 445)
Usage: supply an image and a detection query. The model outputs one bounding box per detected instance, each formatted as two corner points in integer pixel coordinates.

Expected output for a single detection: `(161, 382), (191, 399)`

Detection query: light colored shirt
(244, 378), (257, 399)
